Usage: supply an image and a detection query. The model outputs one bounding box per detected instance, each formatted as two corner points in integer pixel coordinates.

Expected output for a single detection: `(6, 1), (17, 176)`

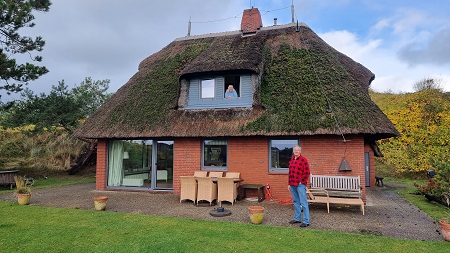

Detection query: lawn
(0, 201), (448, 253)
(1, 175), (448, 252)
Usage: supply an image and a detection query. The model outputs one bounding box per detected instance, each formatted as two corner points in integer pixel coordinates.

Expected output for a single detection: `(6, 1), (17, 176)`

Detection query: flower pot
(439, 219), (450, 242)
(17, 193), (31, 205)
(248, 206), (265, 224)
(94, 196), (108, 211)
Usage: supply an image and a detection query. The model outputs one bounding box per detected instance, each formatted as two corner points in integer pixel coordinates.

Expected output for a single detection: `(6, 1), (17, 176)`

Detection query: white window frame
(200, 79), (215, 99)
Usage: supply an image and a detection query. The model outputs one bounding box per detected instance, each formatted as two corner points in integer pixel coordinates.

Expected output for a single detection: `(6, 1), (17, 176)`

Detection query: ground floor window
(269, 139), (298, 172)
(203, 139), (227, 170)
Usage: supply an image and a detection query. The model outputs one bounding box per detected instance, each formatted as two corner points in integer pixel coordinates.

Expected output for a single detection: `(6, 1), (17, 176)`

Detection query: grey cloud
(398, 27), (450, 66)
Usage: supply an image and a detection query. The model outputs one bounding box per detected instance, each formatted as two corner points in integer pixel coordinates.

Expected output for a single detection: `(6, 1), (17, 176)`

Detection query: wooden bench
(307, 189), (365, 215)
(310, 174), (362, 198)
(0, 170), (19, 189)
(308, 174), (364, 215)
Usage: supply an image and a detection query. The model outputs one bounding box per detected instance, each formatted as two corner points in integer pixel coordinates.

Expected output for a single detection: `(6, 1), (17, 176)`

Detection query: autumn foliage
(372, 89), (450, 175)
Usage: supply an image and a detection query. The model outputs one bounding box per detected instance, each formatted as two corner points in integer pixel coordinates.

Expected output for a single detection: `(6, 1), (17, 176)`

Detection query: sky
(3, 0), (450, 101)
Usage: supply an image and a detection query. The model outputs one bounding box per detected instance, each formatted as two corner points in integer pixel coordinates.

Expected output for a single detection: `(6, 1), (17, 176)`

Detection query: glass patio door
(154, 140), (173, 189)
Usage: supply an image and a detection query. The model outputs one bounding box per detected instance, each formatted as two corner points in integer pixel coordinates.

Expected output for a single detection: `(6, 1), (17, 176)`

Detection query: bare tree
(413, 77), (443, 92)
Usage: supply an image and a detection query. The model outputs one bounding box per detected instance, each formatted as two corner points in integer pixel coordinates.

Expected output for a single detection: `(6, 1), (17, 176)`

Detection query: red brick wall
(170, 135), (367, 201)
(96, 139), (107, 190)
(97, 136), (368, 201)
(173, 138), (202, 193)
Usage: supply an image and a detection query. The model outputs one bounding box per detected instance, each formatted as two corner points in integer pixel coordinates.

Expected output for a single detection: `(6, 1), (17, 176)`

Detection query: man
(288, 145), (311, 227)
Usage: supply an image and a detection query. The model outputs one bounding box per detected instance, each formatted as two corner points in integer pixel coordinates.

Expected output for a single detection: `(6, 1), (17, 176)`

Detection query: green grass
(0, 202), (447, 253)
(385, 177), (450, 221)
(0, 175), (95, 193)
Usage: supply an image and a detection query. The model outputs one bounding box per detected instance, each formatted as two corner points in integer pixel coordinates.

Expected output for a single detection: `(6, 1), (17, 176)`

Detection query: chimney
(240, 7), (262, 34)
(274, 18), (277, 26)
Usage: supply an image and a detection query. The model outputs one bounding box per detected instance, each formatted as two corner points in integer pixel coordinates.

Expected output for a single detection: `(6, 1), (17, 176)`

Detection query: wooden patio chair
(224, 172), (241, 188)
(180, 176), (197, 204)
(224, 172), (240, 179)
(217, 177), (238, 205)
(208, 171), (224, 178)
(196, 177), (217, 206)
(193, 171), (208, 177)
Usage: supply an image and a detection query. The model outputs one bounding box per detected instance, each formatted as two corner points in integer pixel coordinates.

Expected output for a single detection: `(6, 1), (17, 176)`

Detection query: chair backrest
(196, 177), (217, 205)
(193, 171), (208, 177)
(217, 177), (236, 187)
(217, 177), (238, 205)
(208, 171), (224, 178)
(180, 176), (198, 203)
(225, 172), (240, 179)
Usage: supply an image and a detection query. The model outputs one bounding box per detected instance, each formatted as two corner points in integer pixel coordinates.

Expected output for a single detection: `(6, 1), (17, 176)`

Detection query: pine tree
(0, 0), (51, 101)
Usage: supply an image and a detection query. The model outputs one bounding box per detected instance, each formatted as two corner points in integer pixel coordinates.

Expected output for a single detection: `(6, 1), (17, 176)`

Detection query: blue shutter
(187, 79), (200, 106)
(215, 77), (224, 98)
(240, 75), (252, 99)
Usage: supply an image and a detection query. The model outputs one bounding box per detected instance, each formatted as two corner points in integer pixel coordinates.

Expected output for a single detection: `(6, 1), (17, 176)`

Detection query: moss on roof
(73, 24), (399, 140)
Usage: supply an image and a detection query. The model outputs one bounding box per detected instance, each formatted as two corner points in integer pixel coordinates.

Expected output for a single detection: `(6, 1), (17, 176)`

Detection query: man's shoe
(289, 220), (301, 224)
(299, 223), (310, 227)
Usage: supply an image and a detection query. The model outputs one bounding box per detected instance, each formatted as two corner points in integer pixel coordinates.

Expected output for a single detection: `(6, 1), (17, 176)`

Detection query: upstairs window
(224, 75), (240, 99)
(186, 73), (252, 109)
(201, 79), (215, 98)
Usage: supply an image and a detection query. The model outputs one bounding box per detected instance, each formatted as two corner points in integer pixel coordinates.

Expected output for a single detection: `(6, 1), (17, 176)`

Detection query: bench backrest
(310, 174), (361, 193)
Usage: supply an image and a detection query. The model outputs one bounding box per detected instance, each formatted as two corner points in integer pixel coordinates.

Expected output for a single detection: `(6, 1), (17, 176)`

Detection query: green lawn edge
(0, 201), (448, 253)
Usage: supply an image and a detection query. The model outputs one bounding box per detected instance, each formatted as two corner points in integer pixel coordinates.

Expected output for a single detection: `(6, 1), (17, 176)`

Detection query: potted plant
(94, 196), (109, 211)
(439, 218), (450, 242)
(14, 176), (31, 205)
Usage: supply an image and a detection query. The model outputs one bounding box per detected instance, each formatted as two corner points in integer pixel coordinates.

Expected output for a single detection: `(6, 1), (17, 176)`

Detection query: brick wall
(96, 135), (370, 201)
(171, 135), (368, 201)
(96, 139), (107, 190)
(173, 138), (202, 193)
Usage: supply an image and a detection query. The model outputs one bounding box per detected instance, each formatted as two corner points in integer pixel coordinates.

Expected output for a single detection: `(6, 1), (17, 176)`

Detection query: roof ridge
(174, 22), (309, 42)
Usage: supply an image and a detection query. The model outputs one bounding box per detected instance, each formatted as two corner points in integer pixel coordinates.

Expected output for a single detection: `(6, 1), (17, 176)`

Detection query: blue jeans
(290, 184), (310, 224)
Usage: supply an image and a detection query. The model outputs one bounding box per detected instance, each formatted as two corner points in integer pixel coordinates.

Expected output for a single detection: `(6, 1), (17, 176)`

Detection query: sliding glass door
(107, 139), (173, 190)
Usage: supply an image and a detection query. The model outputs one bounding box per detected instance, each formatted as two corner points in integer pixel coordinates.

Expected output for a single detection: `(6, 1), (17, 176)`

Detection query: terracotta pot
(94, 196), (109, 211)
(248, 206), (265, 224)
(17, 193), (31, 205)
(439, 219), (450, 242)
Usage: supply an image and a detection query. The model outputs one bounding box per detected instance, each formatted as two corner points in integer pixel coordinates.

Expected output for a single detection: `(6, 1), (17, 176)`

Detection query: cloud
(398, 26), (450, 66)
(320, 29), (450, 93)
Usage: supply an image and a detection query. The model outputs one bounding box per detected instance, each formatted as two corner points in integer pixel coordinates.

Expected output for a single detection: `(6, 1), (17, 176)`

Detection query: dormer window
(201, 79), (215, 98)
(185, 73), (252, 109)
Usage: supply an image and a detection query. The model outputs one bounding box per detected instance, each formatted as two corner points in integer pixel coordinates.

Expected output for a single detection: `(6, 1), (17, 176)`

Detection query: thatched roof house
(73, 8), (398, 202)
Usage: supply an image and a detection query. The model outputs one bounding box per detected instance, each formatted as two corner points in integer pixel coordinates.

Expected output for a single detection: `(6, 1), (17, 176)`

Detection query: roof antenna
(187, 16), (191, 36)
(291, 0), (295, 23)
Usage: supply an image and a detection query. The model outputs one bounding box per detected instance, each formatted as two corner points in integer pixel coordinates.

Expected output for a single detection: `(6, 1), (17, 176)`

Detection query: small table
(375, 176), (384, 187)
(239, 184), (265, 202)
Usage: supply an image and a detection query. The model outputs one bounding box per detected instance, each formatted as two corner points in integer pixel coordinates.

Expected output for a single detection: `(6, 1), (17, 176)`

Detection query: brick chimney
(240, 7), (262, 34)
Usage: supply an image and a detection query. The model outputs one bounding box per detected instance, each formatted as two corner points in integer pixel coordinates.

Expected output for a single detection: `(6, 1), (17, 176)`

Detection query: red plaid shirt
(288, 154), (310, 186)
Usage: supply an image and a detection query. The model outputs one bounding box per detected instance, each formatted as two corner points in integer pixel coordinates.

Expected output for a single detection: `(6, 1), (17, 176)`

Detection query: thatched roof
(73, 23), (399, 140)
